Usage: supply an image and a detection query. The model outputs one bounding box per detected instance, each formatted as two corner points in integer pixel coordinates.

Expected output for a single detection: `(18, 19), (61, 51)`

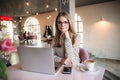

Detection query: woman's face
(57, 16), (69, 33)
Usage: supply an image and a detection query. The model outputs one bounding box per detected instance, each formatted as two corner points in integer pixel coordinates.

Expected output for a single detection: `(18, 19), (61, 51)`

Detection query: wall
(76, 0), (120, 60)
(35, 12), (57, 40)
(21, 0), (120, 60)
(21, 11), (58, 40)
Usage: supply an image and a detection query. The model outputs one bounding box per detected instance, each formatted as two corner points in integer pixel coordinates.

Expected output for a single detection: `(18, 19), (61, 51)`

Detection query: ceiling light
(49, 15), (51, 18)
(46, 4), (49, 8)
(14, 20), (16, 23)
(20, 17), (22, 19)
(26, 11), (29, 14)
(47, 17), (49, 19)
(36, 12), (39, 15)
(26, 1), (30, 6)
(55, 8), (57, 11)
(47, 15), (52, 19)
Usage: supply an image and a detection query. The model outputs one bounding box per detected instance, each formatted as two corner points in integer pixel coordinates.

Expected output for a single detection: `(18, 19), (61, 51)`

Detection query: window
(75, 13), (83, 48)
(24, 17), (41, 41)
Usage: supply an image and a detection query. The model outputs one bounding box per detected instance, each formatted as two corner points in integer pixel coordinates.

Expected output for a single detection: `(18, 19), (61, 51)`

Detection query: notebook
(17, 46), (61, 75)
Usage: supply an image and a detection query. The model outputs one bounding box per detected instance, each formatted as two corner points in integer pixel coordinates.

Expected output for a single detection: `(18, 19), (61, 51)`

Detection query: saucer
(79, 64), (99, 73)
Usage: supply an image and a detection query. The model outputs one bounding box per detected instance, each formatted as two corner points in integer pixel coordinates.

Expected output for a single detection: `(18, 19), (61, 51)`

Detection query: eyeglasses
(57, 21), (69, 25)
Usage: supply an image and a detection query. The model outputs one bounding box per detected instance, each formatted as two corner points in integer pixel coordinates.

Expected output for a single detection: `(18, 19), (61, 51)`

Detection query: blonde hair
(54, 12), (76, 47)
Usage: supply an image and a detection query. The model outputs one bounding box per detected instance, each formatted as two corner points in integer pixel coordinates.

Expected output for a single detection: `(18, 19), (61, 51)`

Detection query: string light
(36, 12), (39, 15)
(20, 17), (22, 19)
(26, 11), (29, 14)
(26, 1), (30, 6)
(55, 8), (57, 11)
(46, 4), (49, 8)
(47, 15), (52, 19)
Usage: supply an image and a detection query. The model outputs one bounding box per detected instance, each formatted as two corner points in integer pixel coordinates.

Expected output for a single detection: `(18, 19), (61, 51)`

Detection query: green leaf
(0, 60), (8, 80)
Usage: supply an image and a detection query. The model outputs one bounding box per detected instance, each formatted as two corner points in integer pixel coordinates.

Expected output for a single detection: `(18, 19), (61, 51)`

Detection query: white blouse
(54, 33), (81, 64)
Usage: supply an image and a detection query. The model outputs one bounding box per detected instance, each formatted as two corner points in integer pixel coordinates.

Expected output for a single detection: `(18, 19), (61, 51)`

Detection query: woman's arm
(54, 55), (62, 63)
(65, 34), (81, 64)
(54, 49), (65, 64)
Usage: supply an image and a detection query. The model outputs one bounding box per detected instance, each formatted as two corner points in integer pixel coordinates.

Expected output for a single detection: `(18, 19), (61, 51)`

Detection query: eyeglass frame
(57, 21), (69, 25)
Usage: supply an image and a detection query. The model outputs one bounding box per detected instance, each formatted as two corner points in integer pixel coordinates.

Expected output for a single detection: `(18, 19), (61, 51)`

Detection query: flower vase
(0, 59), (8, 80)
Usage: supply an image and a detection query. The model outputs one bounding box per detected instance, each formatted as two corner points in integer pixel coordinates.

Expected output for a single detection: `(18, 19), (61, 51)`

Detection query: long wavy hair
(54, 12), (76, 47)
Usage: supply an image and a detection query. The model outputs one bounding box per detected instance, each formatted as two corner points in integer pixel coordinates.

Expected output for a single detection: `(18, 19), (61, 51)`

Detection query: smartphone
(63, 66), (72, 74)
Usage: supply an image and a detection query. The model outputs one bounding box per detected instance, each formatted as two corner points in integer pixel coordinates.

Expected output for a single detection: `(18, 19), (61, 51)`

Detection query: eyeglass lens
(57, 21), (69, 25)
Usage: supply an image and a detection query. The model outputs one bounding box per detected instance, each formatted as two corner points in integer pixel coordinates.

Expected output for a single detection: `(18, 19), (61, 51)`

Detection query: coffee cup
(84, 59), (95, 71)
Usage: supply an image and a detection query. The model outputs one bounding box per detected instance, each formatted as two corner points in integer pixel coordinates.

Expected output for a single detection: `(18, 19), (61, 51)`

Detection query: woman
(53, 12), (81, 65)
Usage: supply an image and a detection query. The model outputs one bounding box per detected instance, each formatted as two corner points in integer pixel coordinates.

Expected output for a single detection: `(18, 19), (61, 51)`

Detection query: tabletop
(7, 64), (105, 80)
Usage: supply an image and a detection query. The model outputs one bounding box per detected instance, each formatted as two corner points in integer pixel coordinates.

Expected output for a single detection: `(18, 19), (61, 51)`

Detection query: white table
(7, 64), (105, 80)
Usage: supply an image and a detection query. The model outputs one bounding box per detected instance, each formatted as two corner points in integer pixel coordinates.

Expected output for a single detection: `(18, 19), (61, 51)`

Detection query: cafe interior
(0, 0), (120, 80)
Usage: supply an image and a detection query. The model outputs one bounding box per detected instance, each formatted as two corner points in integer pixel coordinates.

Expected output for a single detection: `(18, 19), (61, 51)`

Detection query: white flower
(0, 31), (3, 39)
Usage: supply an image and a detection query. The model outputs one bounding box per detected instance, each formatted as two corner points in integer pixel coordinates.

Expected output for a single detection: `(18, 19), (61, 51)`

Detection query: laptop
(17, 46), (61, 75)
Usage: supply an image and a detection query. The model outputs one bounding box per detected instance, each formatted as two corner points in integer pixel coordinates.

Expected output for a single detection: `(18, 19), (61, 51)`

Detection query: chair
(18, 35), (25, 44)
(79, 48), (89, 63)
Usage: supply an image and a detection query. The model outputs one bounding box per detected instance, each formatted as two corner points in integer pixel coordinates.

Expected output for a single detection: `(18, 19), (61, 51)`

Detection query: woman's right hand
(62, 58), (73, 66)
(61, 31), (70, 40)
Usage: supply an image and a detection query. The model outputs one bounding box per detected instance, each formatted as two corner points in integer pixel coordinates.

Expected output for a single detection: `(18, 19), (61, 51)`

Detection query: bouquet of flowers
(0, 25), (16, 80)
(0, 38), (17, 66)
(0, 24), (17, 64)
